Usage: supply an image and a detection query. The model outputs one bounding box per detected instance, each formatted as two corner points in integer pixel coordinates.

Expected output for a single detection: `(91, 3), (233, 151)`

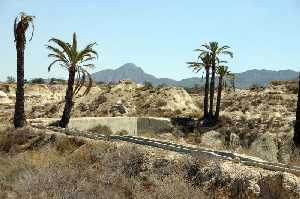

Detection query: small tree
(144, 81), (153, 89)
(47, 32), (98, 128)
(6, 76), (16, 83)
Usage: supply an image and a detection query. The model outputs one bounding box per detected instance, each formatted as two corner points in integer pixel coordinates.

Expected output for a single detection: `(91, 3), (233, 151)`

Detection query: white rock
(0, 90), (11, 104)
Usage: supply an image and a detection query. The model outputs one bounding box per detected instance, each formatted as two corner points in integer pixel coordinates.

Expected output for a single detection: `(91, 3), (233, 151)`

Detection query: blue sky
(0, 0), (299, 81)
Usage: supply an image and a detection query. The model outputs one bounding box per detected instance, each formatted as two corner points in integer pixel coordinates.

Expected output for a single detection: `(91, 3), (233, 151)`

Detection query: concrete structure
(30, 117), (173, 136)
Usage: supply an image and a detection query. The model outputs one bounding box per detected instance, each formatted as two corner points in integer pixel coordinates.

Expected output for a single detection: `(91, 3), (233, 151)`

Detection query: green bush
(143, 81), (153, 89)
(30, 78), (45, 84)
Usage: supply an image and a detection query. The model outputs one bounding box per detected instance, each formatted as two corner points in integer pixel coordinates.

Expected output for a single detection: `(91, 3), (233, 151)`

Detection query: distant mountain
(234, 69), (298, 88)
(92, 63), (298, 88)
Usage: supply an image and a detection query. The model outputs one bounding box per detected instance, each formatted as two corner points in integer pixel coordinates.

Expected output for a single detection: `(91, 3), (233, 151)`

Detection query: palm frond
(48, 38), (73, 59)
(13, 16), (18, 41)
(48, 59), (63, 72)
(222, 50), (234, 58)
(83, 70), (93, 95)
(201, 44), (211, 50)
(80, 56), (96, 64)
(46, 45), (68, 61)
(28, 19), (35, 41)
(74, 71), (84, 96)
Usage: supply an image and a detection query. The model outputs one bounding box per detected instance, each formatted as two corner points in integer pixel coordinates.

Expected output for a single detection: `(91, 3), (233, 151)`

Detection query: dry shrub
(88, 95), (107, 111)
(116, 129), (128, 135)
(156, 99), (167, 107)
(101, 145), (146, 178)
(45, 104), (59, 116)
(0, 127), (36, 152)
(138, 130), (157, 138)
(186, 133), (202, 144)
(182, 157), (231, 198)
(0, 128), (212, 198)
(14, 161), (206, 199)
(0, 156), (34, 185)
(14, 164), (117, 199)
(142, 174), (205, 199)
(77, 102), (88, 112)
(270, 80), (298, 94)
(174, 109), (182, 115)
(287, 81), (299, 94)
(249, 84), (264, 91)
(89, 124), (113, 136)
(55, 136), (85, 153)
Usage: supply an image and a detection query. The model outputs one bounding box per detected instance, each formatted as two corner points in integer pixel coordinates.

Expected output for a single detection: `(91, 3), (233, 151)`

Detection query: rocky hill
(92, 63), (299, 88)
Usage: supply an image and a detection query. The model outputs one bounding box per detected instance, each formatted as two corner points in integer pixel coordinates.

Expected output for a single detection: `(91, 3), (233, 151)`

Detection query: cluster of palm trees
(187, 42), (234, 124)
(13, 12), (98, 128)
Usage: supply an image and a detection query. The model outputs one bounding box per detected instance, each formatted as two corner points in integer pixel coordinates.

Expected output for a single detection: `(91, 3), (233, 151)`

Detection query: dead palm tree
(195, 42), (233, 120)
(215, 65), (233, 120)
(294, 73), (300, 146)
(187, 52), (211, 119)
(47, 32), (98, 128)
(13, 12), (35, 128)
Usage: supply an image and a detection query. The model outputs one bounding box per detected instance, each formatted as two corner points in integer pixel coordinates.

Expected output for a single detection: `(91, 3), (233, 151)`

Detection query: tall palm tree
(47, 32), (98, 128)
(13, 12), (35, 128)
(195, 42), (233, 119)
(187, 52), (211, 119)
(215, 65), (233, 120)
(294, 73), (300, 146)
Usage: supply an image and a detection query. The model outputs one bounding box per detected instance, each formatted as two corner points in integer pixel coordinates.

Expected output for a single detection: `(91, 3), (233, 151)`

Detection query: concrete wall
(30, 117), (173, 136)
(69, 117), (138, 135)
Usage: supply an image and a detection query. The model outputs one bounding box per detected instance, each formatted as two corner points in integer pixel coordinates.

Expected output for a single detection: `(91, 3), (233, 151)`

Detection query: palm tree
(229, 74), (236, 92)
(294, 73), (300, 146)
(187, 52), (211, 119)
(195, 42), (233, 119)
(215, 65), (233, 120)
(47, 32), (98, 128)
(13, 12), (35, 128)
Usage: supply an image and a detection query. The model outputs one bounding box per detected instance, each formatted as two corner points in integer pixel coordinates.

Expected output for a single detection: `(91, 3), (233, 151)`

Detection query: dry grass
(0, 127), (207, 199)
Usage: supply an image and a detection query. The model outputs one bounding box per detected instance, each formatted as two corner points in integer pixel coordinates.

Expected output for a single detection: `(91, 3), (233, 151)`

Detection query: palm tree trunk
(215, 75), (223, 120)
(203, 67), (210, 118)
(294, 73), (300, 147)
(14, 26), (26, 128)
(58, 67), (76, 128)
(209, 58), (216, 119)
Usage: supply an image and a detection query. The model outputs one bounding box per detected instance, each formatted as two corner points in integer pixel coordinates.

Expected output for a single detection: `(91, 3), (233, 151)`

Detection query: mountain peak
(119, 63), (140, 70)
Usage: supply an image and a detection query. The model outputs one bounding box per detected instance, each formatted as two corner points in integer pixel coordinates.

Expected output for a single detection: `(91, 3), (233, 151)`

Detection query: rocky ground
(0, 81), (200, 119)
(0, 80), (299, 163)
